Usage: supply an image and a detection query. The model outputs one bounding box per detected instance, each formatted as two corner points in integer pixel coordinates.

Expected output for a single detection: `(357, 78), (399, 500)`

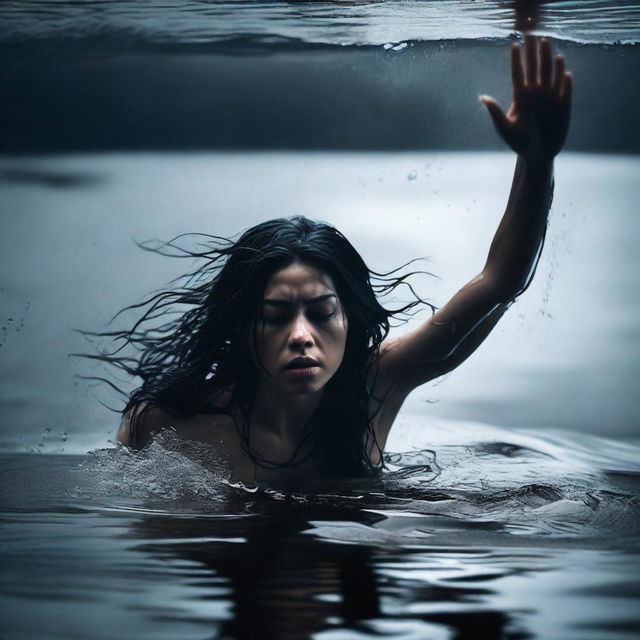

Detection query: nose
(288, 313), (314, 352)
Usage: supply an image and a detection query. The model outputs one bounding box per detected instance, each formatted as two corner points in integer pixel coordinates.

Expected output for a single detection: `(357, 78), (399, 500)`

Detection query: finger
(525, 35), (537, 86)
(511, 43), (524, 99)
(560, 72), (573, 107)
(553, 54), (566, 94)
(479, 95), (510, 138)
(539, 37), (553, 88)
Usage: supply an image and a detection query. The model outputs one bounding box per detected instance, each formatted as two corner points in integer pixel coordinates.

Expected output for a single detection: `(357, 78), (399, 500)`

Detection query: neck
(252, 381), (323, 442)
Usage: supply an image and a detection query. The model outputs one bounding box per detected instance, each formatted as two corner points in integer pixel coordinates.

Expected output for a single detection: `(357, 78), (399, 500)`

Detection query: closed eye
(261, 294), (340, 325)
(309, 311), (336, 322)
(262, 313), (289, 325)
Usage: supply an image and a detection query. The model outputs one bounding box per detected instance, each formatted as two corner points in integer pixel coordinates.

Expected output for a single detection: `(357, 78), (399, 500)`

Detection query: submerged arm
(374, 37), (573, 411)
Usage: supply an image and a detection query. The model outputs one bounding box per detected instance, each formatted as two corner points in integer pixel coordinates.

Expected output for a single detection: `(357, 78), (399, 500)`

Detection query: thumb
(479, 95), (510, 139)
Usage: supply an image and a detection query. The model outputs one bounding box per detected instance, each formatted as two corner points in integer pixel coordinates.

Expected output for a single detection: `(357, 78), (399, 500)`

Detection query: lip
(285, 356), (320, 370)
(286, 366), (320, 378)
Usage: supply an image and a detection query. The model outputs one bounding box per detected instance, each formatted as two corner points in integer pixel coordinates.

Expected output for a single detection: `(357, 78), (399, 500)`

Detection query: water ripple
(1, 0), (638, 47)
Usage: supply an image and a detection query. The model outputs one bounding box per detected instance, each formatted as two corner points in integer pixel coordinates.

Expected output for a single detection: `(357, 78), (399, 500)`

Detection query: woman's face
(254, 261), (348, 395)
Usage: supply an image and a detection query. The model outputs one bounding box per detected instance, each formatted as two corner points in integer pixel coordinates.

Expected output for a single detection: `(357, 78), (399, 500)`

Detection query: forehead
(264, 262), (337, 299)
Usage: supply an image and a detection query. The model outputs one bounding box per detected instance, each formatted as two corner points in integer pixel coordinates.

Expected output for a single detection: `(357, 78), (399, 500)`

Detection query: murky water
(2, 419), (639, 639)
(1, 1), (640, 639)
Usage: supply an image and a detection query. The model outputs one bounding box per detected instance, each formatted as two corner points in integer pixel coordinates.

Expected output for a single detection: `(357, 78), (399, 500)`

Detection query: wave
(72, 424), (640, 547)
(1, 0), (639, 48)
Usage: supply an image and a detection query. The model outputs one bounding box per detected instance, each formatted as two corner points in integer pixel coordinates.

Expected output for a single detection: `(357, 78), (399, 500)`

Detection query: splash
(74, 422), (640, 546)
(79, 429), (235, 505)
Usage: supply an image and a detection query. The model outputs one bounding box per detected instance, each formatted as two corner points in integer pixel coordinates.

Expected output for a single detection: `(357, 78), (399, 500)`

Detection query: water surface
(2, 420), (639, 639)
(1, 2), (639, 639)
(2, 0), (639, 46)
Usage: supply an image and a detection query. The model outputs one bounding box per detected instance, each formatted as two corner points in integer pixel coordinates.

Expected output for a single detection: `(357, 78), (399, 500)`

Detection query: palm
(481, 36), (573, 160)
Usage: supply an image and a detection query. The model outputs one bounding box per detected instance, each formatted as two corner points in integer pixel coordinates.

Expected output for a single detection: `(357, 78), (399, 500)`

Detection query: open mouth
(286, 357), (320, 370)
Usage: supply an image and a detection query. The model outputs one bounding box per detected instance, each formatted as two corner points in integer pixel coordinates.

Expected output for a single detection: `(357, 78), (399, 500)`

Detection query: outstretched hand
(480, 36), (572, 160)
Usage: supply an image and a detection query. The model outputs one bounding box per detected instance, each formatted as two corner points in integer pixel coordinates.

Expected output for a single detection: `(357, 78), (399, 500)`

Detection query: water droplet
(407, 170), (418, 181)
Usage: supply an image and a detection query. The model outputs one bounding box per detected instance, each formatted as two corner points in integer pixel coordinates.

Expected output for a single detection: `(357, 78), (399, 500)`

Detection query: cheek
(329, 319), (348, 364)
(252, 327), (277, 369)
(339, 314), (349, 348)
(339, 334), (348, 361)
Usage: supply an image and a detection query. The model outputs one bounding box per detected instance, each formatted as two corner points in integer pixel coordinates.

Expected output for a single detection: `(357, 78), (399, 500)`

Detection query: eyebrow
(262, 293), (337, 306)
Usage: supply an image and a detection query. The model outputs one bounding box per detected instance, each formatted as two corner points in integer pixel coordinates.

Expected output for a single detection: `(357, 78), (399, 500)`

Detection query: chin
(279, 372), (331, 395)
(285, 379), (326, 395)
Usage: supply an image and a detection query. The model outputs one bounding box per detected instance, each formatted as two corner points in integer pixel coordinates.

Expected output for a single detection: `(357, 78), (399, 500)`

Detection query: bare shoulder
(116, 389), (235, 448)
(116, 403), (176, 447)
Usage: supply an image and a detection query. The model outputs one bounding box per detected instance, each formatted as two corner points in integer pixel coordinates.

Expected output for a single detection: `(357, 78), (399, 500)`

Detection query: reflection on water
(1, 0), (638, 46)
(130, 509), (529, 640)
(1, 439), (638, 640)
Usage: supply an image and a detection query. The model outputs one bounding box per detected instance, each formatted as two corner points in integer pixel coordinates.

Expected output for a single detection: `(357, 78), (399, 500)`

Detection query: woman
(113, 37), (572, 484)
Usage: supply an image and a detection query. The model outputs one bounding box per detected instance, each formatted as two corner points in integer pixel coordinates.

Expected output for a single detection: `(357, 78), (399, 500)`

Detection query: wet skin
(254, 262), (348, 398)
(118, 263), (354, 484)
(118, 37), (573, 484)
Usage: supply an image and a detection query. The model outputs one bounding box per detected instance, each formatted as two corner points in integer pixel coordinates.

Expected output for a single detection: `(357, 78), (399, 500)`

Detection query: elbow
(494, 273), (536, 304)
(481, 269), (531, 305)
(484, 234), (546, 304)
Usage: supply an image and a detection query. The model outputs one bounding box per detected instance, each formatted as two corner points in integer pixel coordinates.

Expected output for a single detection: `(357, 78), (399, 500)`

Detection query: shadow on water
(0, 167), (103, 188)
(129, 503), (532, 640)
(1, 447), (639, 639)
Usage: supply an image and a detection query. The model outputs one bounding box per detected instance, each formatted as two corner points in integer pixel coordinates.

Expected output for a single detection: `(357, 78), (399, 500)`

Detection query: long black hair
(88, 216), (432, 476)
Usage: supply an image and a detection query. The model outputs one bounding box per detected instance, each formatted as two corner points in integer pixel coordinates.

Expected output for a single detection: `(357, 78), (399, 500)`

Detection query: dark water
(1, 2), (640, 639)
(1, 1), (639, 152)
(1, 423), (640, 640)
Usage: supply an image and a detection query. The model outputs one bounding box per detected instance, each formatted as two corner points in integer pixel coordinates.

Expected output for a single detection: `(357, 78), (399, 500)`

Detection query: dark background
(1, 39), (638, 153)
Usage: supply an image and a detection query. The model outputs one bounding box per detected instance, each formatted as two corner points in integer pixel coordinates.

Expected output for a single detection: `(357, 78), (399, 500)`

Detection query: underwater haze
(1, 2), (640, 640)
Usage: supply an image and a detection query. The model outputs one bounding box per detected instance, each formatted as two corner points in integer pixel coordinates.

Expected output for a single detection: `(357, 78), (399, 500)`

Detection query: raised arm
(373, 37), (573, 418)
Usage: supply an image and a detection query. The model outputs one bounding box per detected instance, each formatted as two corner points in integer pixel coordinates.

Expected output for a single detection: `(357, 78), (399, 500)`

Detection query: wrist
(517, 155), (555, 184)
(517, 153), (554, 170)
(515, 154), (555, 210)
